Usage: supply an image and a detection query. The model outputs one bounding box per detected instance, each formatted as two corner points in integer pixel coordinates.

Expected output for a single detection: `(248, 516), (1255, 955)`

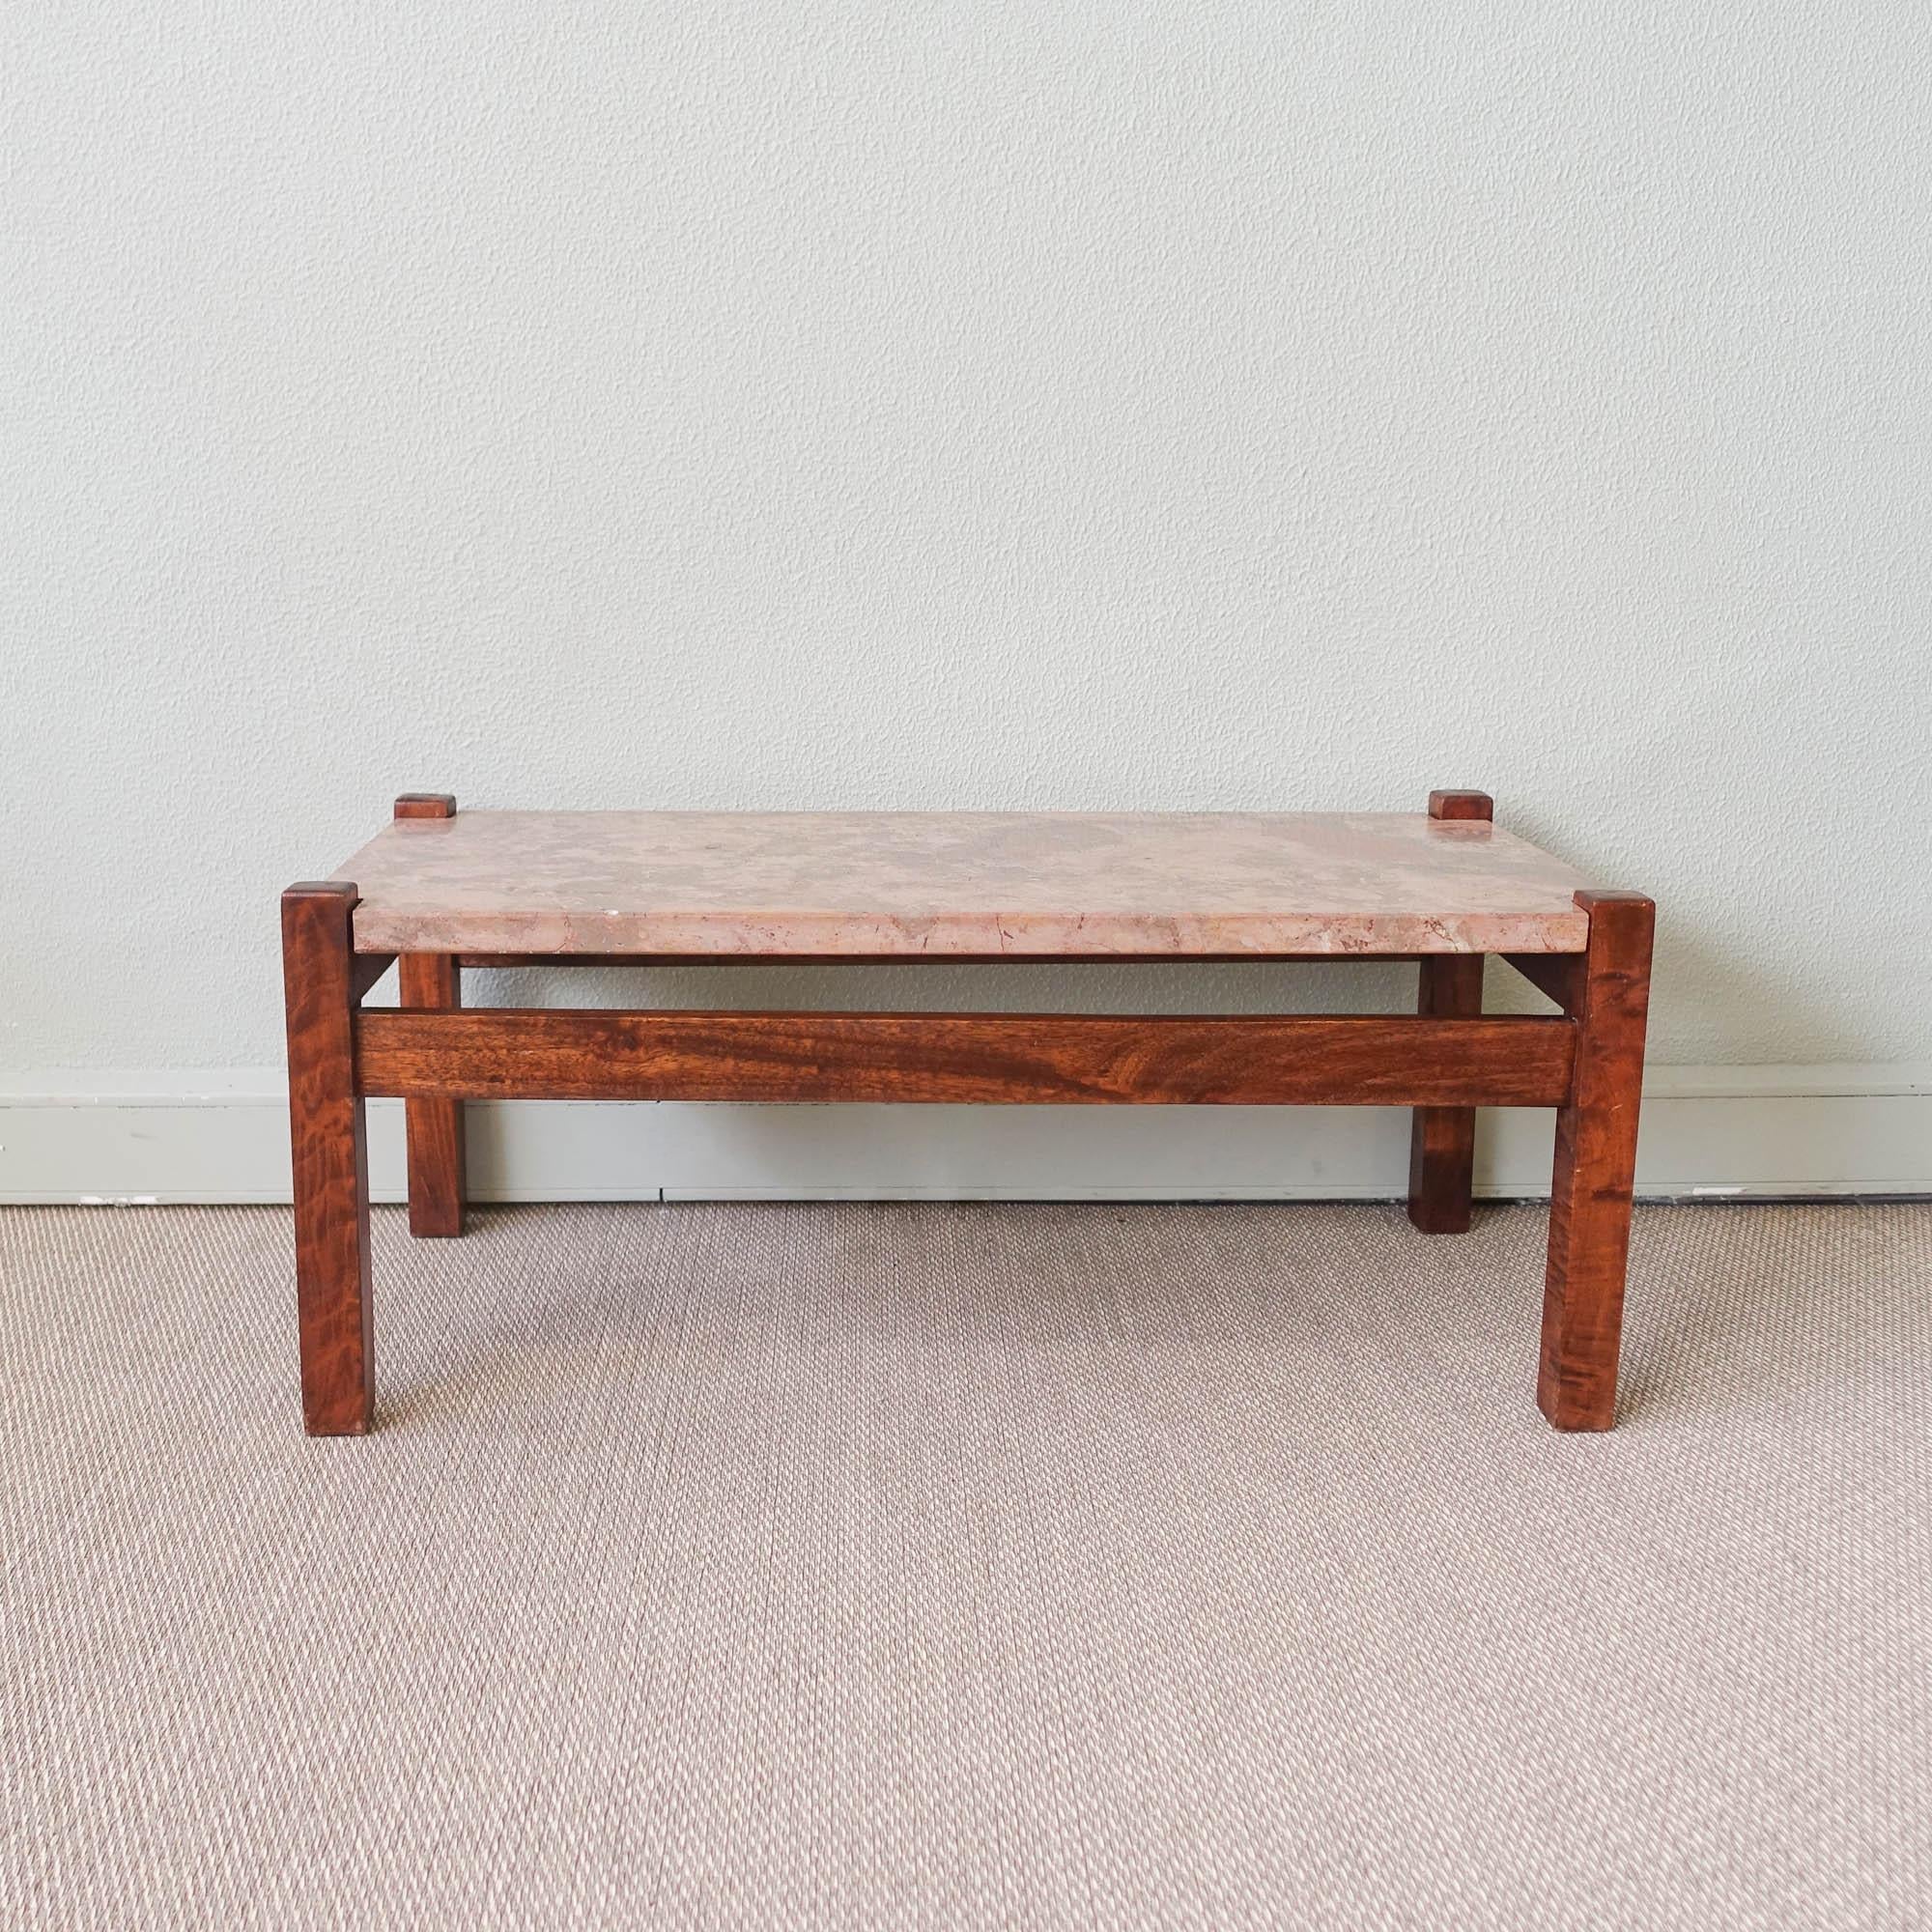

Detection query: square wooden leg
(282, 881), (375, 1435)
(1407, 954), (1484, 1232)
(400, 951), (467, 1237)
(1408, 788), (1492, 1234)
(393, 794), (468, 1236)
(1539, 890), (1655, 1431)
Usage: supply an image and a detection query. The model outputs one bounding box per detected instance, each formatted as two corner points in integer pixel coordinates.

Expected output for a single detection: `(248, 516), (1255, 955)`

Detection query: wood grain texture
(350, 952), (397, 1004)
(281, 881), (374, 1435)
(393, 792), (459, 820)
(1406, 955), (1486, 1232)
(1427, 790), (1495, 822)
(393, 793), (466, 1237)
(355, 1009), (1577, 1108)
(1539, 890), (1655, 1432)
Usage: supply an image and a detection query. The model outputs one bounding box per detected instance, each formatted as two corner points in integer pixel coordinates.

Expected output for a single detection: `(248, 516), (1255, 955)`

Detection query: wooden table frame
(283, 791), (1653, 1438)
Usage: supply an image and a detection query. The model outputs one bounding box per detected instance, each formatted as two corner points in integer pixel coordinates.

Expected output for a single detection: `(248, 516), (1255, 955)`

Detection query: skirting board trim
(1, 1065), (1927, 1204)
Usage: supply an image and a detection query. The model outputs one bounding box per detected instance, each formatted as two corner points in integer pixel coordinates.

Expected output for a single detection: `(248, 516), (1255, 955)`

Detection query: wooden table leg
(1407, 953), (1484, 1231)
(394, 794), (467, 1237)
(282, 880), (375, 1435)
(1539, 889), (1655, 1431)
(1408, 789), (1492, 1233)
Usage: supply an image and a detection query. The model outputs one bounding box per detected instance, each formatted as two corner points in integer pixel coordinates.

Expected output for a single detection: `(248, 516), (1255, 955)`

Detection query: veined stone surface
(334, 810), (1595, 957)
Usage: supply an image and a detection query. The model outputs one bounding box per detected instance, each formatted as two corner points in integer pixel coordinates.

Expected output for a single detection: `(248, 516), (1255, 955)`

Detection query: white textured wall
(5, 2), (1930, 1079)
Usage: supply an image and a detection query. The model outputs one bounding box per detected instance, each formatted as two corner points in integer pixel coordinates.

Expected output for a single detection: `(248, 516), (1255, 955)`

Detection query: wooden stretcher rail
(355, 1009), (1577, 1108)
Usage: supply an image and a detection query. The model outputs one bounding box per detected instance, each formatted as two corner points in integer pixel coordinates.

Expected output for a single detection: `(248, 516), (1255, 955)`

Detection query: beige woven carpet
(2, 1202), (1927, 1929)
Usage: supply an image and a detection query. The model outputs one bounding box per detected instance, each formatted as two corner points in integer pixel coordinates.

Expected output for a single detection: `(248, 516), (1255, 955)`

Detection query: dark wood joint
(351, 952), (397, 1005)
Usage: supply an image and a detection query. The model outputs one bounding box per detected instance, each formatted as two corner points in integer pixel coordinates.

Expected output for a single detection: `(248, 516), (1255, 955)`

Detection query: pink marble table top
(334, 810), (1597, 957)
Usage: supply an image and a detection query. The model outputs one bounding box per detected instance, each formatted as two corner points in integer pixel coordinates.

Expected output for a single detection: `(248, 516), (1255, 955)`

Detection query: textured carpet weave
(2, 1201), (1927, 1929)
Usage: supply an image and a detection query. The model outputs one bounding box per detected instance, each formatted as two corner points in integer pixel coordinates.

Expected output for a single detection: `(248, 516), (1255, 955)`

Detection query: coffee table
(282, 794), (1653, 1436)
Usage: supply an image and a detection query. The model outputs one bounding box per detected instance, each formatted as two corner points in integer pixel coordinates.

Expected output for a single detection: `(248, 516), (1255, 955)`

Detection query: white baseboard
(2, 1065), (1926, 1204)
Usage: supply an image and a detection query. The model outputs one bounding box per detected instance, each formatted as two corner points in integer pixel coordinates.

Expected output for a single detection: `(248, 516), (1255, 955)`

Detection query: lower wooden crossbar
(354, 1009), (1577, 1108)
